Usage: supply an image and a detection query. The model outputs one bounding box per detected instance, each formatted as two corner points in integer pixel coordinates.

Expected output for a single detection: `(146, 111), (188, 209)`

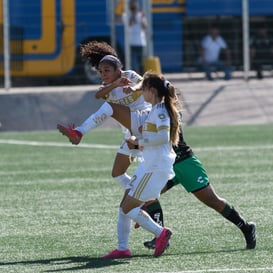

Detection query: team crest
(158, 113), (166, 120)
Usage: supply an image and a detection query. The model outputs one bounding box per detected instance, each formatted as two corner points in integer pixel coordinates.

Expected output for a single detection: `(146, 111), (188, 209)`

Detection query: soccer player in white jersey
(58, 41), (151, 190)
(58, 68), (180, 257)
(102, 72), (180, 259)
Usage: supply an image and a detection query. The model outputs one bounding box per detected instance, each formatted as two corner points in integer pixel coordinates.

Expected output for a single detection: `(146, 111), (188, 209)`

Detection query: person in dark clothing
(250, 25), (273, 79)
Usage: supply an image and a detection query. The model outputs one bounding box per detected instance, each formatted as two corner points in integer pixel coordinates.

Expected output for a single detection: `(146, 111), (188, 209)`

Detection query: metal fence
(182, 14), (273, 77)
(1, 0), (273, 89)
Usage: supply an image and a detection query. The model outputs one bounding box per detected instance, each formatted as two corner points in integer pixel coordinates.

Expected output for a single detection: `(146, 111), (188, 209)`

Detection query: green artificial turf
(0, 124), (272, 273)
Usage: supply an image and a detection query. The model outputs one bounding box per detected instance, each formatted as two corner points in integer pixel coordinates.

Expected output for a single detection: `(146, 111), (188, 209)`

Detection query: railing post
(242, 0), (250, 81)
(3, 0), (11, 90)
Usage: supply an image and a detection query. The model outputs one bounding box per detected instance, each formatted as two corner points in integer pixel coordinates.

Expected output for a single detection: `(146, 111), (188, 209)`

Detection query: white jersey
(103, 70), (150, 158)
(201, 35), (227, 63)
(103, 70), (151, 112)
(122, 12), (147, 47)
(139, 102), (175, 178)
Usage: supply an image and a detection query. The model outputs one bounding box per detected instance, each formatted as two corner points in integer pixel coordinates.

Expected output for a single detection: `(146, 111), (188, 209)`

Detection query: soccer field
(0, 124), (272, 273)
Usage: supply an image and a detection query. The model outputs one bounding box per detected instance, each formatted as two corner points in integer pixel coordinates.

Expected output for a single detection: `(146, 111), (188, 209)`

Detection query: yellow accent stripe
(107, 90), (143, 106)
(131, 90), (143, 100)
(145, 122), (158, 132)
(152, 7), (186, 13)
(24, 0), (56, 54)
(158, 125), (170, 131)
(0, 0), (2, 24)
(133, 173), (152, 200)
(0, 0), (75, 76)
(115, 0), (186, 15)
(152, 0), (185, 3)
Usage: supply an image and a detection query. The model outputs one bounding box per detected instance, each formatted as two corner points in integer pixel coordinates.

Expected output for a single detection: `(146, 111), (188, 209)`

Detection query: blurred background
(1, 0), (273, 88)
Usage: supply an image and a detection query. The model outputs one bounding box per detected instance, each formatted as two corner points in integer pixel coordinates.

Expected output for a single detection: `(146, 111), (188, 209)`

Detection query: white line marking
(160, 267), (273, 273)
(0, 139), (118, 149)
(194, 145), (273, 152)
(1, 139), (273, 152)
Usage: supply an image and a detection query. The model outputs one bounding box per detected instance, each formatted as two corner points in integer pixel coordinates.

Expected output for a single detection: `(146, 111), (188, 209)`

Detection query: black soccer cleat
(143, 237), (170, 250)
(244, 222), (256, 249)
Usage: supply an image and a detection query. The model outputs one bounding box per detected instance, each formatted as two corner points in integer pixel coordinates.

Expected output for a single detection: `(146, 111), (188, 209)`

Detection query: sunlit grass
(0, 124), (272, 273)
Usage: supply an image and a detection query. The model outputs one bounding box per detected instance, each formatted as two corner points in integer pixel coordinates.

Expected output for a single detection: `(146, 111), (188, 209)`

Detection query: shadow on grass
(0, 256), (130, 271)
(0, 249), (255, 271)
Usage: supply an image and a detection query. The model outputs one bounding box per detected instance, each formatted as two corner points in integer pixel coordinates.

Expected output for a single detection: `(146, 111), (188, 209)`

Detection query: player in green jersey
(138, 126), (256, 250)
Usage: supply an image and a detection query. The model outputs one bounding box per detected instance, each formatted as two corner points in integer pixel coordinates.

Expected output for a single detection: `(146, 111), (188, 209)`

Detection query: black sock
(145, 199), (164, 227)
(221, 203), (249, 233)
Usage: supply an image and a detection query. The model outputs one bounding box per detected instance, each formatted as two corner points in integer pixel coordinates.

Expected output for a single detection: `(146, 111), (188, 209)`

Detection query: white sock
(117, 208), (132, 250)
(114, 173), (131, 189)
(75, 102), (113, 135)
(126, 207), (162, 237)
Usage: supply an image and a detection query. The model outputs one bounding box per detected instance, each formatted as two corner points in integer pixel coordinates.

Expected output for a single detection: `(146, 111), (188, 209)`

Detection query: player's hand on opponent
(123, 86), (136, 94)
(126, 136), (144, 151)
(114, 77), (131, 87)
(126, 136), (138, 149)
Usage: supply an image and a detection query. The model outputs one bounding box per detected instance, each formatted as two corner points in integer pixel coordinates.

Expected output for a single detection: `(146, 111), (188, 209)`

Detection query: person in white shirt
(59, 70), (181, 258)
(123, 0), (147, 74)
(58, 41), (151, 190)
(101, 72), (180, 259)
(199, 25), (232, 81)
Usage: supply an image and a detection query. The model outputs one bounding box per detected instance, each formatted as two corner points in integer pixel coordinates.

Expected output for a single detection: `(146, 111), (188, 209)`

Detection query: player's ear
(151, 86), (157, 95)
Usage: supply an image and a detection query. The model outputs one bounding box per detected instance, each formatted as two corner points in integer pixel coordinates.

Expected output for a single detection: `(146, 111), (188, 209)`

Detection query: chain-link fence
(1, 0), (273, 88)
(182, 15), (273, 79)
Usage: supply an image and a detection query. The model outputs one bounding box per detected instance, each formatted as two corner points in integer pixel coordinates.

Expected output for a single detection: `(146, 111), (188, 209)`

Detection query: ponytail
(142, 72), (180, 146)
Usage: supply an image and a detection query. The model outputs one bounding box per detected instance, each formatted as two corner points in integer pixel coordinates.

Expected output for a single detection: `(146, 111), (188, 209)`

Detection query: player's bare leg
(112, 153), (132, 188)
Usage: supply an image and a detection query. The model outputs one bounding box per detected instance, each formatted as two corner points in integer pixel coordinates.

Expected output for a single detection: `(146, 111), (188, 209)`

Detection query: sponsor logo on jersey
(197, 176), (204, 183)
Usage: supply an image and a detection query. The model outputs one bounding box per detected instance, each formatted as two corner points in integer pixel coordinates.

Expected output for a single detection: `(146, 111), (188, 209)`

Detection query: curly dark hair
(80, 41), (118, 68)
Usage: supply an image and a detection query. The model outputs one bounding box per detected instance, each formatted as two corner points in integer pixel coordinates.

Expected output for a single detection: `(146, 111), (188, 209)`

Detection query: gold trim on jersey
(107, 90), (143, 106)
(158, 125), (170, 131)
(143, 123), (169, 132)
(133, 172), (152, 199)
(143, 122), (157, 132)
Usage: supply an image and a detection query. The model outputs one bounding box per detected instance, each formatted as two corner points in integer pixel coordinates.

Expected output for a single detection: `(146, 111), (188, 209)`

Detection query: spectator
(199, 24), (232, 81)
(250, 25), (273, 79)
(123, 0), (147, 74)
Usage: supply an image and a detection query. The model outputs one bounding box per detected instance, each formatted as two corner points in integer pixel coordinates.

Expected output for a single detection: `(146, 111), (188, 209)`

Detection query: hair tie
(164, 80), (170, 89)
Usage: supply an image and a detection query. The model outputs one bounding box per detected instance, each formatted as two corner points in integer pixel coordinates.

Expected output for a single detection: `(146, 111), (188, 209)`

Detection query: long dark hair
(80, 41), (119, 69)
(142, 72), (180, 146)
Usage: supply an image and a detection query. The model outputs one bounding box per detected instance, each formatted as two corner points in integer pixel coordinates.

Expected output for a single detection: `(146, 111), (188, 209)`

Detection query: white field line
(0, 139), (118, 149)
(0, 139), (273, 152)
(159, 267), (273, 273)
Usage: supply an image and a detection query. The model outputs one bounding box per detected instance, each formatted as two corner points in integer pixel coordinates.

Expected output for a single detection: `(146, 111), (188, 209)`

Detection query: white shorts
(117, 110), (149, 157)
(117, 125), (141, 158)
(126, 163), (170, 202)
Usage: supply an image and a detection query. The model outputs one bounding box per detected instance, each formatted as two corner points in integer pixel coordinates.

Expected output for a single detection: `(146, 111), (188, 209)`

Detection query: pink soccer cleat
(57, 124), (83, 145)
(102, 249), (131, 259)
(154, 227), (172, 257)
